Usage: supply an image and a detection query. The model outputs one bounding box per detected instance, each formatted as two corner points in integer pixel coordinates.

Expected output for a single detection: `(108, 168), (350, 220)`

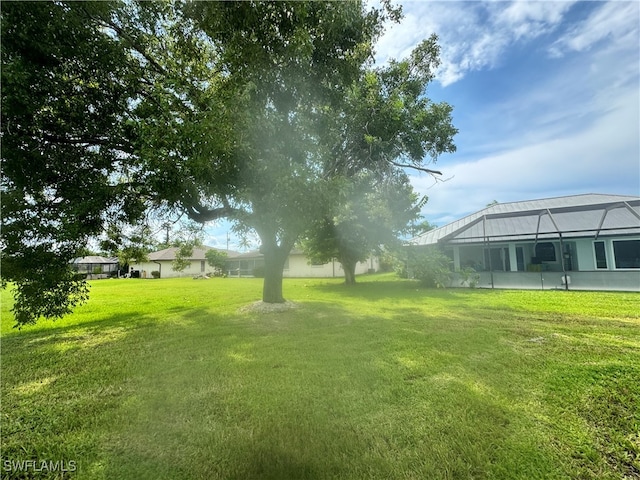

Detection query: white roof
(72, 255), (118, 264)
(410, 193), (640, 246)
(148, 246), (238, 261)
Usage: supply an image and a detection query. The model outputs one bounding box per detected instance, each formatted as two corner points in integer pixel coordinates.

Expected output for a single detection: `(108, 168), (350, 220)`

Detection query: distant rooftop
(148, 246), (240, 261)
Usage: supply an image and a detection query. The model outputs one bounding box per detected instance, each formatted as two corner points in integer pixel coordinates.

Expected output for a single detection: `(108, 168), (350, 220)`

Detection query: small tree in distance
(171, 242), (195, 274)
(205, 249), (228, 277)
(302, 171), (425, 285)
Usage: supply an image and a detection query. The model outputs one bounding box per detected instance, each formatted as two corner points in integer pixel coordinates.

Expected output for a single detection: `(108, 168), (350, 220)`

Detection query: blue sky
(375, 0), (639, 226)
(203, 1), (639, 250)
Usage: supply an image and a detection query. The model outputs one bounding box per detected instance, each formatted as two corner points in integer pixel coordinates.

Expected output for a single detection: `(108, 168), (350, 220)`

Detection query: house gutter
(153, 261), (162, 278)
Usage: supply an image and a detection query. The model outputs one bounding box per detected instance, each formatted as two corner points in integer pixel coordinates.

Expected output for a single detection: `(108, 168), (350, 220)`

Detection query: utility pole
(162, 222), (171, 246)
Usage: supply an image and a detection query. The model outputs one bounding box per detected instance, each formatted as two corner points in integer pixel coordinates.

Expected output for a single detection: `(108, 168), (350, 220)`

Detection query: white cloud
(413, 88), (640, 224)
(374, 1), (576, 86)
(549, 1), (639, 58)
(497, 1), (575, 40)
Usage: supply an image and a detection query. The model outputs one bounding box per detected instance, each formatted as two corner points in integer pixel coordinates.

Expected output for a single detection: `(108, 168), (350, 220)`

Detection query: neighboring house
(130, 246), (237, 278)
(71, 256), (119, 279)
(225, 249), (379, 278)
(408, 193), (640, 291)
(133, 246), (378, 279)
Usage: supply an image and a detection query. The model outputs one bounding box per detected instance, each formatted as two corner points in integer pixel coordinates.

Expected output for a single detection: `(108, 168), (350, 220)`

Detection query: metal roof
(410, 193), (640, 246)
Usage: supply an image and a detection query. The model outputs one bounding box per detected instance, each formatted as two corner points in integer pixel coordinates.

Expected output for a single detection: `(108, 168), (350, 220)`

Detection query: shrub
(151, 271), (160, 279)
(458, 266), (480, 288)
(407, 247), (453, 288)
(378, 250), (397, 273)
(252, 265), (265, 278)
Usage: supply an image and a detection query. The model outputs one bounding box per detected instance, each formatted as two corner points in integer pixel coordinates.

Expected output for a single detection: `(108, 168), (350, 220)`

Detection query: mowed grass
(1, 274), (639, 479)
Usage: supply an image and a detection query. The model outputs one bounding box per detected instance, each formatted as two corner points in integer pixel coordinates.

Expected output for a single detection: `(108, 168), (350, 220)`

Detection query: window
(201, 260), (205, 272)
(535, 242), (556, 262)
(594, 241), (607, 269)
(613, 240), (640, 269)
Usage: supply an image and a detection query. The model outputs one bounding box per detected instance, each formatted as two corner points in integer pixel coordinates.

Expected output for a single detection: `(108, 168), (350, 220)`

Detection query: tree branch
(183, 196), (244, 223)
(82, 7), (168, 77)
(387, 159), (442, 176)
(39, 133), (134, 153)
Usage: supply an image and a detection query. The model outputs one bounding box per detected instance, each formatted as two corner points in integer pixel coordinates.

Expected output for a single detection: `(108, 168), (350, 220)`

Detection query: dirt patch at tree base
(240, 301), (300, 314)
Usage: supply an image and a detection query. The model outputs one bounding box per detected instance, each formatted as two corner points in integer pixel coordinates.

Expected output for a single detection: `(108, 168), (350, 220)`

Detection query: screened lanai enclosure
(409, 194), (640, 291)
(71, 256), (120, 279)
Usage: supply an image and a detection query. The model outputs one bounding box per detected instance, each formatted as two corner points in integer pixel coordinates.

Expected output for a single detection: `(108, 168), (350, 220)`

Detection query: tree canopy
(1, 2), (146, 325)
(1, 0), (456, 326)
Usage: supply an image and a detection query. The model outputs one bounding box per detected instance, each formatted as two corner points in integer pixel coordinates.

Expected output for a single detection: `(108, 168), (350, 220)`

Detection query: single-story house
(408, 193), (640, 291)
(225, 249), (379, 278)
(71, 255), (119, 279)
(129, 246), (235, 278)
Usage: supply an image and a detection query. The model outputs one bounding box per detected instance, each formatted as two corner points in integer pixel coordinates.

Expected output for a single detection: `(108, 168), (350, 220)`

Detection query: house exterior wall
(284, 255), (337, 277)
(443, 235), (640, 291)
(284, 255), (378, 278)
(575, 239), (595, 270)
(130, 260), (208, 278)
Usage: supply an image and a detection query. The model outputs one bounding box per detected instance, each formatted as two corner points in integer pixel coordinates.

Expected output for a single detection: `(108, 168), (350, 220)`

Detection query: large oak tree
(102, 0), (400, 303)
(2, 0), (456, 325)
(303, 35), (457, 284)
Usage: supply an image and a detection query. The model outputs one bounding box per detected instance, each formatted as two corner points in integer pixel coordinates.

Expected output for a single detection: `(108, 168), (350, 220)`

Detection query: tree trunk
(262, 248), (286, 303)
(341, 256), (357, 285)
(260, 241), (289, 303)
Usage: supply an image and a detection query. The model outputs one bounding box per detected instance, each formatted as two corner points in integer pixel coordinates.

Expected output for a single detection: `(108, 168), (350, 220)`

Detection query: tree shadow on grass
(1, 307), (228, 474)
(2, 298), (567, 479)
(93, 302), (562, 479)
(307, 279), (489, 305)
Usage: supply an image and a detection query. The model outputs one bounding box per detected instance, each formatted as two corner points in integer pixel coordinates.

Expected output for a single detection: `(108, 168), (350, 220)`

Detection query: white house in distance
(408, 193), (640, 291)
(225, 249), (379, 278)
(128, 246), (231, 278)
(131, 246), (379, 279)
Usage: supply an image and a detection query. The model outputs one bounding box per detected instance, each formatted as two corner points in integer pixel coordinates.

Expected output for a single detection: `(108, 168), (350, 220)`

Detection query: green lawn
(1, 275), (639, 479)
